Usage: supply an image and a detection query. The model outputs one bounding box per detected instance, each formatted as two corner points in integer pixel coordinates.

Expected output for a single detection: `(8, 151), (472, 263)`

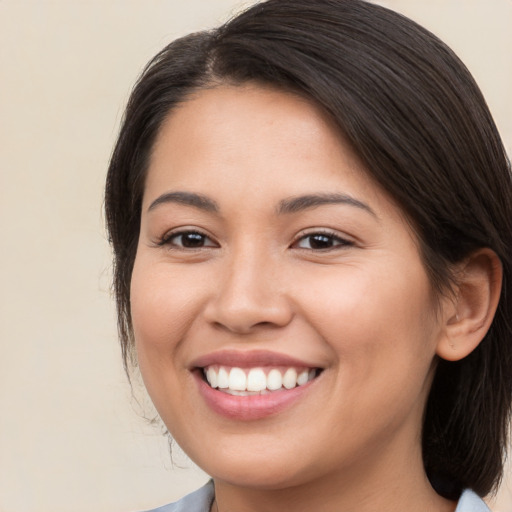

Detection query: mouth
(201, 365), (322, 396)
(191, 350), (324, 420)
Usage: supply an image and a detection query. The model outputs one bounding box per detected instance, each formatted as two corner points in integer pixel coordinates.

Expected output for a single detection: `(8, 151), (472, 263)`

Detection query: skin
(131, 84), (457, 512)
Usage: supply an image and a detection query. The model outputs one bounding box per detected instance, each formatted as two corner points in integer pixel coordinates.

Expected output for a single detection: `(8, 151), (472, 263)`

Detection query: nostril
(208, 311), (293, 334)
(210, 319), (289, 335)
(254, 321), (280, 329)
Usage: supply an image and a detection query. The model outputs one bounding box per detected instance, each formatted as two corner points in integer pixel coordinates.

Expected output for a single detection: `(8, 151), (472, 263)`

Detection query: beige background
(0, 1), (511, 511)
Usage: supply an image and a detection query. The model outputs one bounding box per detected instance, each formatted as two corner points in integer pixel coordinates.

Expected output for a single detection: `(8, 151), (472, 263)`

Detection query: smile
(192, 351), (324, 420)
(203, 366), (318, 396)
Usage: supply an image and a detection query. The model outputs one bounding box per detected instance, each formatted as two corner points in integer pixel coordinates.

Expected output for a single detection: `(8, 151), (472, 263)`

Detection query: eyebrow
(148, 191), (219, 213)
(147, 190), (376, 218)
(277, 193), (377, 217)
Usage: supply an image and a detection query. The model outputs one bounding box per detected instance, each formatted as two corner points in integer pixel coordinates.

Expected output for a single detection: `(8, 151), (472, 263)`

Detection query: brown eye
(162, 230), (218, 249)
(294, 232), (352, 250)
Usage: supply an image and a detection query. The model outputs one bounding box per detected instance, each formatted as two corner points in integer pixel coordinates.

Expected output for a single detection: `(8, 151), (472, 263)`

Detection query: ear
(436, 248), (502, 362)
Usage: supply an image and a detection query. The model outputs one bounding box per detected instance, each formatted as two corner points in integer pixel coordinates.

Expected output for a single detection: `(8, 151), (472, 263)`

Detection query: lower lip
(194, 371), (316, 421)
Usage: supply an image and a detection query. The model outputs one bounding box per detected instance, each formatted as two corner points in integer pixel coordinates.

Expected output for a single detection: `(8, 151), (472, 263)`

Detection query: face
(131, 84), (447, 490)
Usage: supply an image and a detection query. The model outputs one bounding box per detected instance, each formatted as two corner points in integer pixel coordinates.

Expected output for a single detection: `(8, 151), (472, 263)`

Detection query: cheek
(129, 253), (204, 425)
(301, 259), (433, 329)
(130, 254), (205, 354)
(295, 260), (439, 385)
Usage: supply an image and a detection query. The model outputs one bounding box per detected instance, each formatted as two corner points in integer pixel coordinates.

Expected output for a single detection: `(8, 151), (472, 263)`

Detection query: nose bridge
(204, 238), (292, 332)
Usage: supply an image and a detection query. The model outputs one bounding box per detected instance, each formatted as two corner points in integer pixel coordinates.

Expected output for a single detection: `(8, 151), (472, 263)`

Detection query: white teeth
(282, 368), (297, 389)
(247, 368), (267, 392)
(206, 367), (218, 388)
(217, 367), (229, 389)
(297, 369), (309, 386)
(204, 365), (319, 393)
(267, 369), (283, 390)
(228, 367), (247, 391)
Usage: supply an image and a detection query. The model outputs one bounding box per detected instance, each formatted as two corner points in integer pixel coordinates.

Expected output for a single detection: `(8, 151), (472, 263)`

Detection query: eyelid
(291, 228), (354, 250)
(157, 227), (219, 248)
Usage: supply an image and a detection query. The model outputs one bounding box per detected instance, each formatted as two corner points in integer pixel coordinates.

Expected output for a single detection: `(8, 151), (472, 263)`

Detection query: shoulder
(141, 480), (215, 512)
(455, 489), (492, 512)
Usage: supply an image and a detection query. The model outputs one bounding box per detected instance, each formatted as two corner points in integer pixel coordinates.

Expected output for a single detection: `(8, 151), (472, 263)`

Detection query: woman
(105, 1), (512, 511)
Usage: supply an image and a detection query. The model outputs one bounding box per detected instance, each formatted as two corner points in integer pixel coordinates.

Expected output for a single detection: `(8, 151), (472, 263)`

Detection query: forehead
(143, 83), (400, 223)
(150, 83), (350, 167)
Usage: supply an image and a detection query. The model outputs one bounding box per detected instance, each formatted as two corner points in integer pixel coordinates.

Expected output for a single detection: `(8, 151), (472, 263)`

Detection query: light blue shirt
(143, 481), (491, 512)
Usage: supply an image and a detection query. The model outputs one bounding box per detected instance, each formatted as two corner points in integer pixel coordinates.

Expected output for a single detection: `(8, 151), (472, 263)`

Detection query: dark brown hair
(105, 0), (512, 500)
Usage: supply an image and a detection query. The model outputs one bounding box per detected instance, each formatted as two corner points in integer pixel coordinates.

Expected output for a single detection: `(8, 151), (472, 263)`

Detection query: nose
(203, 248), (294, 334)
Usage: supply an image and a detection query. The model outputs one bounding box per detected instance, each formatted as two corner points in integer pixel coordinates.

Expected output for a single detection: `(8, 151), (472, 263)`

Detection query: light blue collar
(455, 489), (491, 512)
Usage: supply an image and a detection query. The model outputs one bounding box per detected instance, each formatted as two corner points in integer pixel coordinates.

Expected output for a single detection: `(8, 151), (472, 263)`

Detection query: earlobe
(436, 248), (502, 362)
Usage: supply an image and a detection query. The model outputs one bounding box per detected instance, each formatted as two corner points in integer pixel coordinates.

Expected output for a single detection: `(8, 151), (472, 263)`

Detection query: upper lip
(190, 350), (321, 369)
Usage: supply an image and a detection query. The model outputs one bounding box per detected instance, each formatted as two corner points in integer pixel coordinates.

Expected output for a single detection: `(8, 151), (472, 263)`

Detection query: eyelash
(157, 229), (218, 249)
(292, 230), (354, 251)
(157, 228), (353, 252)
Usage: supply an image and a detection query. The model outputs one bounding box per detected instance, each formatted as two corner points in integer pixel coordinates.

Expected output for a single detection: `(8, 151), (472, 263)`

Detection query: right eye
(159, 230), (218, 249)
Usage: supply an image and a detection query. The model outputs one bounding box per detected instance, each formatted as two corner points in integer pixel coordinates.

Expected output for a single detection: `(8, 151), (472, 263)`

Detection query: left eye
(293, 232), (351, 250)
(162, 231), (217, 249)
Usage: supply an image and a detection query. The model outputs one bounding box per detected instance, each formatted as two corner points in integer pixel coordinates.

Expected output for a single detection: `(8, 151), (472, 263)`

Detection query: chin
(206, 462), (311, 491)
(183, 435), (328, 491)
